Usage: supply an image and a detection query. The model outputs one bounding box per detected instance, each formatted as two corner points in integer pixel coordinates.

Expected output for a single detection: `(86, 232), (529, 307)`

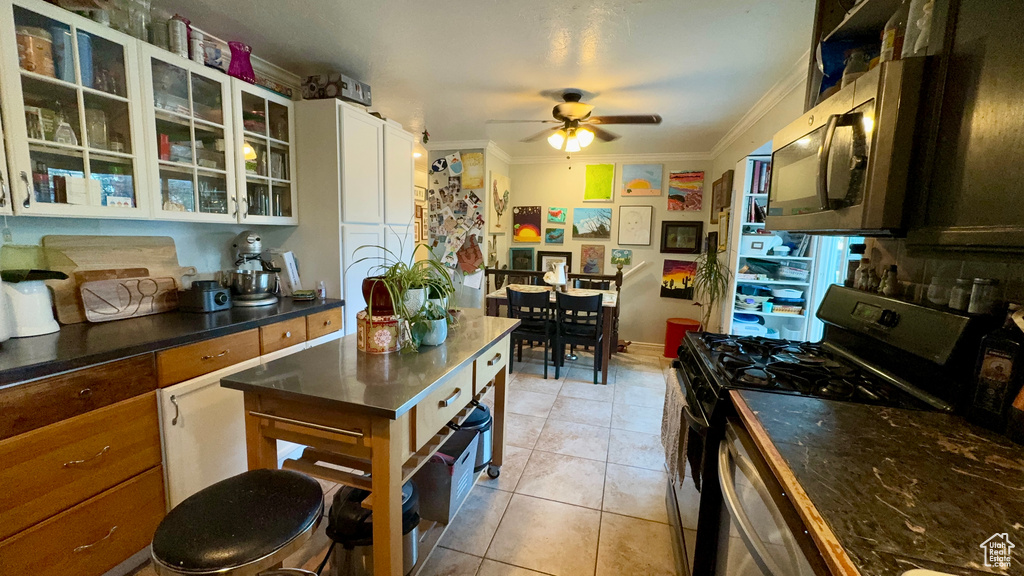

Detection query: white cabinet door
(158, 358), (259, 508)
(233, 79), (298, 225)
(384, 224), (415, 267)
(339, 104), (383, 224)
(139, 43), (237, 223)
(383, 123), (414, 225)
(0, 109), (11, 214)
(0, 0), (151, 219)
(341, 224), (384, 334)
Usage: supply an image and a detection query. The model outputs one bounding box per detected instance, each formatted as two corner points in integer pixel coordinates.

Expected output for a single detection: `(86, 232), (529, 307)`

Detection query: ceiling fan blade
(587, 114), (662, 125)
(521, 127), (560, 143)
(486, 119), (560, 124)
(586, 125), (620, 142)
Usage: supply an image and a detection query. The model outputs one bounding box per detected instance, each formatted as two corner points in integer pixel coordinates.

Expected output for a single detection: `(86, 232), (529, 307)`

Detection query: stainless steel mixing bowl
(229, 270), (275, 300)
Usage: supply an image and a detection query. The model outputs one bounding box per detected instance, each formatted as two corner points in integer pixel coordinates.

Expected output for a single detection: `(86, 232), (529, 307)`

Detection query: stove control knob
(878, 310), (900, 328)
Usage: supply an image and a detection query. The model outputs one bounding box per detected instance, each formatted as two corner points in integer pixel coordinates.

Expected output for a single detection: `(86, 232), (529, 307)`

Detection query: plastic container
(949, 278), (972, 311)
(16, 26), (54, 77)
(968, 278), (1000, 315)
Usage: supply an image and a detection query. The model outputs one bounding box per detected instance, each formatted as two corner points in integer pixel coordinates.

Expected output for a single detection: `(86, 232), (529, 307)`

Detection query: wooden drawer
(474, 335), (510, 395)
(413, 368), (472, 451)
(0, 392), (161, 541)
(0, 466), (165, 576)
(260, 317), (308, 355)
(157, 329), (260, 387)
(0, 355), (156, 441)
(306, 308), (342, 340)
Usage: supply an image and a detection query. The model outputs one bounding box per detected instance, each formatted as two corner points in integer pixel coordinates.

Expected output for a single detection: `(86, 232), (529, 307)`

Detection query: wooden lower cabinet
(474, 335), (509, 395)
(0, 393), (161, 541)
(156, 330), (260, 387)
(413, 369), (473, 451)
(260, 317), (308, 355)
(306, 308), (342, 341)
(0, 466), (166, 576)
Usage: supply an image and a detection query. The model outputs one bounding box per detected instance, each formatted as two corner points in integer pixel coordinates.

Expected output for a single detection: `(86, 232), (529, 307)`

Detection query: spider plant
(692, 243), (731, 331)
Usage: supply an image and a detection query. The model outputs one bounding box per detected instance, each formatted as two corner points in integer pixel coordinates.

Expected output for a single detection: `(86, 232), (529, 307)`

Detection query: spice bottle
(880, 0), (910, 62)
(949, 278), (972, 311)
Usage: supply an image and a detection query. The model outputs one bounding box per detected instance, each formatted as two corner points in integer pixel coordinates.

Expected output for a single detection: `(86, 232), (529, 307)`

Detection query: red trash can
(664, 318), (702, 358)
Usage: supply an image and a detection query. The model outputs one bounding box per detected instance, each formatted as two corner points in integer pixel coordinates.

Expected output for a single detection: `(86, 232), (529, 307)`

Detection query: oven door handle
(675, 363), (709, 431)
(718, 435), (788, 576)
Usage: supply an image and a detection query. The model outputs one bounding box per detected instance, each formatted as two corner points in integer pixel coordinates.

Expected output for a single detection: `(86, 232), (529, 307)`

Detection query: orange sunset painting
(621, 164), (663, 196)
(512, 205), (542, 243)
(661, 259), (697, 300)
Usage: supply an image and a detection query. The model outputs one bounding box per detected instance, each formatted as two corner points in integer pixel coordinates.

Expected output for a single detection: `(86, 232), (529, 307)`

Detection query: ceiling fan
(487, 90), (662, 152)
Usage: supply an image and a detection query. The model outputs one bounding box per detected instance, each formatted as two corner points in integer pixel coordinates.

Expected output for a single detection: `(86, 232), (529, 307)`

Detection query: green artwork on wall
(584, 164), (614, 202)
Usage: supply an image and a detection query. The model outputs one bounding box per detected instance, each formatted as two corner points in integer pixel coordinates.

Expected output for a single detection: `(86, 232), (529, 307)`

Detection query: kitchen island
(222, 311), (519, 576)
(732, 389), (1024, 576)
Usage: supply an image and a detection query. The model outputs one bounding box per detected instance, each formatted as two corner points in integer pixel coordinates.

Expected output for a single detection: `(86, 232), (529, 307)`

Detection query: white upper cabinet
(139, 43), (237, 223)
(339, 104), (383, 224)
(0, 0), (150, 218)
(383, 122), (414, 225)
(232, 80), (297, 225)
(0, 107), (12, 214)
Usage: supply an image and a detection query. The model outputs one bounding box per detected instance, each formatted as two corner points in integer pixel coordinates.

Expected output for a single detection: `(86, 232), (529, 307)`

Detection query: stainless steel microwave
(766, 59), (925, 235)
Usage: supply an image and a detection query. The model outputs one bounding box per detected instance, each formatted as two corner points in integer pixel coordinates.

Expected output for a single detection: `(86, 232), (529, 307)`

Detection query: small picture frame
(536, 250), (572, 274)
(414, 221), (421, 242)
(660, 221), (703, 254)
(509, 247), (535, 270)
(718, 209), (730, 252)
(710, 170), (733, 224)
(414, 186), (427, 202)
(415, 204), (424, 219)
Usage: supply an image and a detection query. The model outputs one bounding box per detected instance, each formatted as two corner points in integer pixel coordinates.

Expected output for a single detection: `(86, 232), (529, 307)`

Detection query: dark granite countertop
(0, 299), (343, 386)
(736, 390), (1024, 576)
(222, 311), (519, 419)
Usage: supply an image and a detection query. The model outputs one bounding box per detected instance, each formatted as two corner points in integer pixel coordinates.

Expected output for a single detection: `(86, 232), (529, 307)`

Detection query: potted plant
(412, 301), (449, 347)
(692, 241), (731, 331)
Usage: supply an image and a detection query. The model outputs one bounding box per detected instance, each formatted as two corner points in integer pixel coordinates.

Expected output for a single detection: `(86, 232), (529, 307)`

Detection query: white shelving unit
(721, 152), (822, 341)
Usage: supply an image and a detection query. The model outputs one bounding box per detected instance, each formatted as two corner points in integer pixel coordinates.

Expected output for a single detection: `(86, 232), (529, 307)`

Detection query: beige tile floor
(131, 347), (682, 576)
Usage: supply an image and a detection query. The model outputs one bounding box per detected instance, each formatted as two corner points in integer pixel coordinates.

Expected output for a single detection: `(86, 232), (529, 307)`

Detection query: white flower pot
(403, 287), (427, 316)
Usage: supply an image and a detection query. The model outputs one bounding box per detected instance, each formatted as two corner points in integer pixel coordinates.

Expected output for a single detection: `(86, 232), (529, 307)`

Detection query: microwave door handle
(815, 114), (841, 212)
(718, 437), (788, 576)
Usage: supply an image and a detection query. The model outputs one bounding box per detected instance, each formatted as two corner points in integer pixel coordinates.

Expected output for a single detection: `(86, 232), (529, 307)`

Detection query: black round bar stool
(151, 469), (324, 576)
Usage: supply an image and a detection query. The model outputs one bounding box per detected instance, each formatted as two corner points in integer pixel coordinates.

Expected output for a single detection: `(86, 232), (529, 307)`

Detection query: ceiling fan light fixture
(576, 126), (595, 147)
(564, 132), (582, 153)
(548, 129), (567, 150)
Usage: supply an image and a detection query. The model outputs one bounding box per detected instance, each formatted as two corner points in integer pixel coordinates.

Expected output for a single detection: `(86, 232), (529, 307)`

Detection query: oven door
(766, 59), (923, 235)
(715, 422), (824, 576)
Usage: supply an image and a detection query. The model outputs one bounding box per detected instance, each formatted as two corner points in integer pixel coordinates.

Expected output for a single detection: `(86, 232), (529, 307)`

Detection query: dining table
(484, 284), (619, 385)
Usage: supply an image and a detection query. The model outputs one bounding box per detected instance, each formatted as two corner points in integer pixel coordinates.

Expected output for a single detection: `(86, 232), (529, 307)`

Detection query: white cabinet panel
(307, 330), (343, 348)
(158, 358), (260, 508)
(0, 110), (11, 214)
(383, 123), (414, 225)
(342, 224), (384, 334)
(384, 224), (415, 267)
(340, 106), (383, 224)
(233, 79), (298, 225)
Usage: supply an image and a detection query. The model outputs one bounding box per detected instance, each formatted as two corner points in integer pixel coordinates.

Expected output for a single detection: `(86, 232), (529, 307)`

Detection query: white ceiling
(169, 0), (815, 158)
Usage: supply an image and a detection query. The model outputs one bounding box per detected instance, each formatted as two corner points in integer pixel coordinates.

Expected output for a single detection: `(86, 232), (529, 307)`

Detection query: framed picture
(414, 186), (427, 202)
(414, 221), (421, 242)
(537, 250), (572, 273)
(718, 208), (730, 253)
(660, 221), (703, 254)
(580, 244), (606, 274)
(420, 217), (429, 240)
(415, 204), (424, 219)
(512, 205), (542, 242)
(710, 170), (733, 224)
(573, 207), (612, 239)
(509, 247), (535, 270)
(617, 205), (653, 246)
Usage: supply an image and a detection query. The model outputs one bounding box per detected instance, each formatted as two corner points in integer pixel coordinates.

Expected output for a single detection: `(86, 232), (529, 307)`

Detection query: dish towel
(661, 369), (688, 482)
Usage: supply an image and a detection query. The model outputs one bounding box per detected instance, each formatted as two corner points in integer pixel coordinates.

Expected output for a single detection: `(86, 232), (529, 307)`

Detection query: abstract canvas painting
(668, 171), (704, 211)
(512, 205), (542, 243)
(611, 249), (633, 266)
(547, 207), (567, 223)
(584, 164), (614, 201)
(661, 259), (697, 300)
(617, 205), (653, 246)
(621, 164), (663, 196)
(545, 228), (565, 244)
(580, 244), (606, 274)
(573, 207), (612, 239)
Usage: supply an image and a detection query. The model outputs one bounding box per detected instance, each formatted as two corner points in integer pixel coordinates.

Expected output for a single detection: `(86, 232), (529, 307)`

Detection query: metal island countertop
(221, 311), (519, 419)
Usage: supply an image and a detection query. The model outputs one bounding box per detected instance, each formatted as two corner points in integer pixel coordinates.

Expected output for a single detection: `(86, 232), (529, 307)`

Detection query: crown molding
(708, 50), (810, 160)
(485, 141), (513, 165)
(509, 151), (712, 165)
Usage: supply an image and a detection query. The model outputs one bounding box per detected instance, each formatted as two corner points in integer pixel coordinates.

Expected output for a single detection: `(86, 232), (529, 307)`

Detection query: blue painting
(545, 228), (564, 244)
(572, 207), (612, 239)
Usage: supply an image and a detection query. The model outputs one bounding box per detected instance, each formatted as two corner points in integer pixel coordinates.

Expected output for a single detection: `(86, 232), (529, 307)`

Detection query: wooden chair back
(486, 268), (545, 292)
(554, 292), (603, 340)
(507, 289), (552, 335)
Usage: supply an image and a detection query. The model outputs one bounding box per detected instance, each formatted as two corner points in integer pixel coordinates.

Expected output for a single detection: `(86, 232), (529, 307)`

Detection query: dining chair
(553, 292), (604, 383)
(506, 289), (555, 378)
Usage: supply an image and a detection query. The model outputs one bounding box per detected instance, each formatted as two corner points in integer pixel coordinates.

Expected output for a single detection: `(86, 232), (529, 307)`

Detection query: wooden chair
(485, 268), (545, 293)
(566, 265), (624, 355)
(506, 289), (555, 378)
(553, 292), (604, 383)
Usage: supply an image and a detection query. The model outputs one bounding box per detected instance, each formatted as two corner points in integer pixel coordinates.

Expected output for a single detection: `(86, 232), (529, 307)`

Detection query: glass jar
(969, 278), (1001, 315)
(949, 278), (972, 311)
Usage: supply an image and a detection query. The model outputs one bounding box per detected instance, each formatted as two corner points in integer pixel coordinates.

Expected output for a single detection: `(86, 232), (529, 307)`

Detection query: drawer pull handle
(79, 388), (93, 399)
(63, 445), (110, 468)
(74, 525), (117, 553)
(284, 331), (292, 338)
(201, 350), (229, 361)
(249, 410), (364, 438)
(440, 388), (462, 408)
(170, 394), (180, 425)
(487, 353), (502, 366)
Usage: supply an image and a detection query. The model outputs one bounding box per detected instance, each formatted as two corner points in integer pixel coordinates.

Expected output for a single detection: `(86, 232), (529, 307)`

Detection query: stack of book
(750, 160), (772, 195)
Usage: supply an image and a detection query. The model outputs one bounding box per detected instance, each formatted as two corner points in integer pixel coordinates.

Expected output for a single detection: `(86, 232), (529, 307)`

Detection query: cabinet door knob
(324, 320), (332, 326)
(284, 331), (292, 338)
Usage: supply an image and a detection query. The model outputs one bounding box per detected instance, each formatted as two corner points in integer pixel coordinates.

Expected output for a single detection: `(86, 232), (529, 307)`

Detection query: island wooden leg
(370, 417), (404, 576)
(601, 311), (613, 385)
(244, 394), (278, 470)
(491, 366), (508, 471)
(486, 298), (499, 316)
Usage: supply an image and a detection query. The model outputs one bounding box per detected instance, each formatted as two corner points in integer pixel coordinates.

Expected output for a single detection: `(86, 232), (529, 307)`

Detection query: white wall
(509, 158), (712, 345)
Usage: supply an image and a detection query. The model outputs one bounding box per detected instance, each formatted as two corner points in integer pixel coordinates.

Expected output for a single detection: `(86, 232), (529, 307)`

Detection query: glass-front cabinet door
(0, 0), (148, 218)
(232, 80), (297, 225)
(140, 44), (236, 222)
(0, 106), (12, 214)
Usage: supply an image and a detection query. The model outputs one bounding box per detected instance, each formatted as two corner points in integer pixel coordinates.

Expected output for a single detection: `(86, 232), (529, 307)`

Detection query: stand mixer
(229, 231), (280, 307)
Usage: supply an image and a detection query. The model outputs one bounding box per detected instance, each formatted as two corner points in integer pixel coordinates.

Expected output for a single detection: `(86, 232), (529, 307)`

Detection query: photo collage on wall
(426, 152), (486, 273)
